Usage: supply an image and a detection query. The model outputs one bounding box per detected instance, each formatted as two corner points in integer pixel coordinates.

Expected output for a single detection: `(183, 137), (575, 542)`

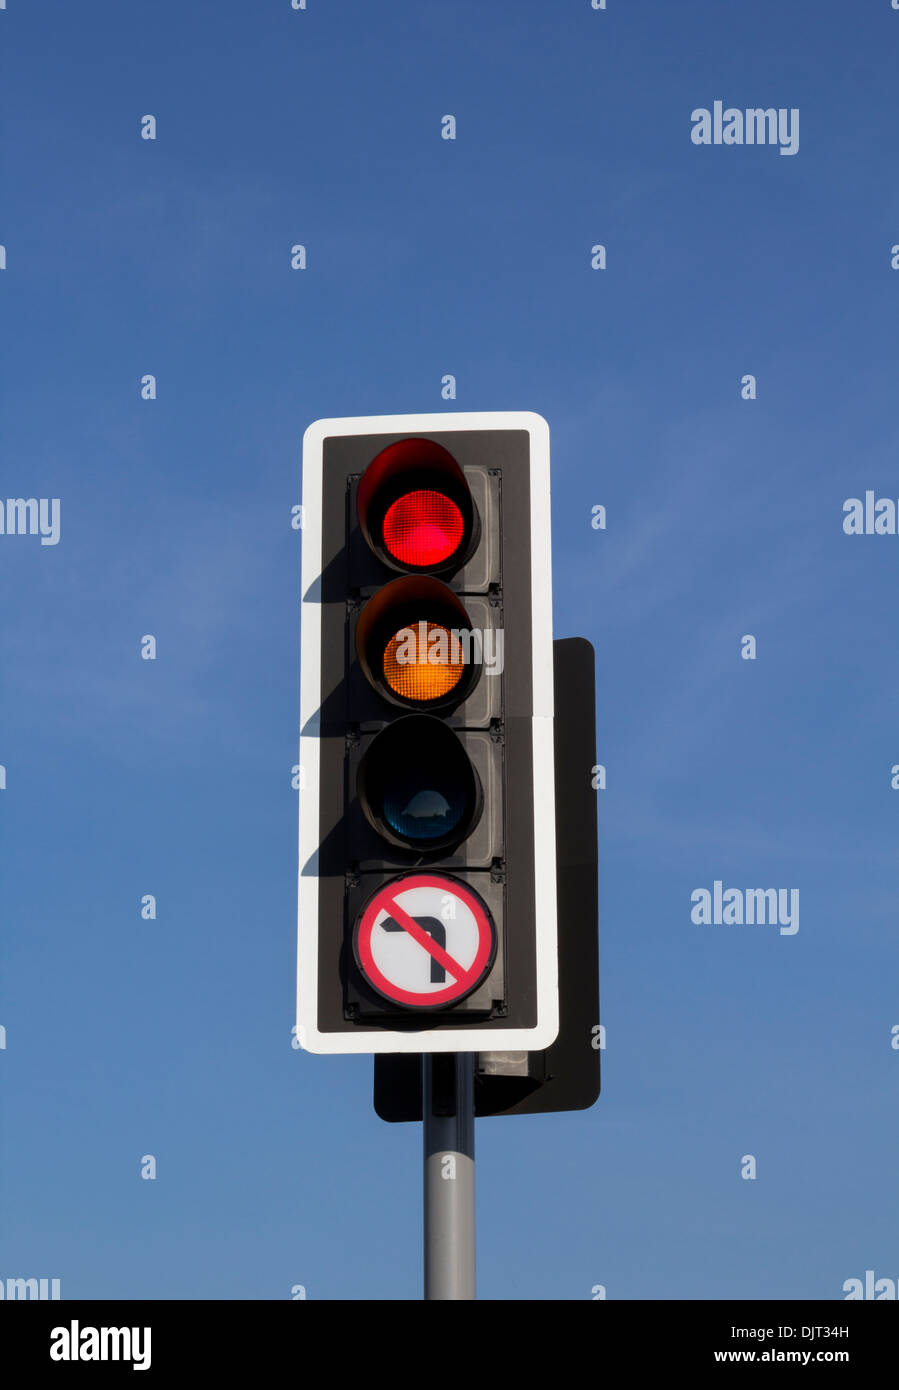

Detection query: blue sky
(1, 0), (897, 1299)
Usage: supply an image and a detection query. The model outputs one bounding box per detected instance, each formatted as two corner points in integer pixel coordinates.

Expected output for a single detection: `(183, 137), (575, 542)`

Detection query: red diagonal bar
(385, 896), (476, 987)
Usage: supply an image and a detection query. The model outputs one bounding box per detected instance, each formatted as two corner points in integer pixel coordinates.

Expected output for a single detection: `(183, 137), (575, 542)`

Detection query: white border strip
(297, 412), (558, 1053)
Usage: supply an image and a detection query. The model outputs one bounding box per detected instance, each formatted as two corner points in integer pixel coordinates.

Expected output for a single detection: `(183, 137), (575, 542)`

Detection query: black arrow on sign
(382, 915), (447, 984)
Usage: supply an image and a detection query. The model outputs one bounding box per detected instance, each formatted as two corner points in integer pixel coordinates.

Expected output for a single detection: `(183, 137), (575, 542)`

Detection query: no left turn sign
(353, 873), (496, 1009)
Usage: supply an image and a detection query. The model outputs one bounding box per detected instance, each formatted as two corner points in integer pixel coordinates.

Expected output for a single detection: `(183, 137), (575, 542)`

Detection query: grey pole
(423, 1052), (476, 1300)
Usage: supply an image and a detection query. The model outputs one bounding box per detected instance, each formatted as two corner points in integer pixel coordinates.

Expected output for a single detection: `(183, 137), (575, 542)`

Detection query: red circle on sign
(354, 873), (496, 1010)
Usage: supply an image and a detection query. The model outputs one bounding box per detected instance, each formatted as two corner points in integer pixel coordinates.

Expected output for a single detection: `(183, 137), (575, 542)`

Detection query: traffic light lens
(357, 714), (483, 852)
(356, 577), (480, 712)
(383, 777), (467, 841)
(383, 622), (465, 702)
(382, 490), (464, 568)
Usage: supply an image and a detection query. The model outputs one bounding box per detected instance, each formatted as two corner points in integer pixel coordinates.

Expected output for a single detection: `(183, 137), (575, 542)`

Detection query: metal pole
(423, 1052), (476, 1300)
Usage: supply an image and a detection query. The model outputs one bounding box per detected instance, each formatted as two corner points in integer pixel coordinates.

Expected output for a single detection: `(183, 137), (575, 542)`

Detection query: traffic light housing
(297, 413), (558, 1053)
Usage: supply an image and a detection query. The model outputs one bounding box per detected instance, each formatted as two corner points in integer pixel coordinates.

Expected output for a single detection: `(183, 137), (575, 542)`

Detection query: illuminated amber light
(383, 621), (465, 702)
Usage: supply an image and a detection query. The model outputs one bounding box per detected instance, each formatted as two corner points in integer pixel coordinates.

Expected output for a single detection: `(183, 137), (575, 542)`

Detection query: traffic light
(297, 413), (558, 1053)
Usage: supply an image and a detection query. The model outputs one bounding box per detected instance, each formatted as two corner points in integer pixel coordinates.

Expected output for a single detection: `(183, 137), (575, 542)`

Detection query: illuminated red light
(382, 490), (464, 568)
